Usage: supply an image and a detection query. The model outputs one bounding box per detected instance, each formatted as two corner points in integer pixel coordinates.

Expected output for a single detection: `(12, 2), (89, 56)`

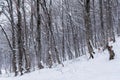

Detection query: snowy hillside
(0, 37), (120, 80)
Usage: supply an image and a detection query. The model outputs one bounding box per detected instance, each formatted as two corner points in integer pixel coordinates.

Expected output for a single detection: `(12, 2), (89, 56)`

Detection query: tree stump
(107, 45), (115, 60)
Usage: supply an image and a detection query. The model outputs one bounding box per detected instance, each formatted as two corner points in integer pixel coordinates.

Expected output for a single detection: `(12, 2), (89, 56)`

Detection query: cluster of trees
(0, 0), (119, 76)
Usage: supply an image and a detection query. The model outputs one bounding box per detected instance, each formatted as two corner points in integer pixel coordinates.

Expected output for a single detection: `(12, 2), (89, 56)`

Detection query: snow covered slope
(1, 37), (120, 80)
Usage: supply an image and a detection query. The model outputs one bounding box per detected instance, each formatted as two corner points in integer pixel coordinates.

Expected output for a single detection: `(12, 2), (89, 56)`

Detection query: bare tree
(16, 0), (24, 75)
(36, 0), (44, 69)
(84, 0), (94, 59)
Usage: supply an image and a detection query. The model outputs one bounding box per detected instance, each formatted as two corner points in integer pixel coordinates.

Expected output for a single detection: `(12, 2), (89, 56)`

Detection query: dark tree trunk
(84, 0), (94, 59)
(17, 0), (24, 75)
(36, 0), (44, 69)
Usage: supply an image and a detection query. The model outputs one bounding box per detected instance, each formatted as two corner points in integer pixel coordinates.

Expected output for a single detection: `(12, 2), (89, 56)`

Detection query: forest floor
(0, 37), (120, 80)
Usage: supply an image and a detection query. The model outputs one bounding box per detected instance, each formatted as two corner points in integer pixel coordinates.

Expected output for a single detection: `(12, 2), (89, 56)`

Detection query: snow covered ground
(0, 37), (120, 80)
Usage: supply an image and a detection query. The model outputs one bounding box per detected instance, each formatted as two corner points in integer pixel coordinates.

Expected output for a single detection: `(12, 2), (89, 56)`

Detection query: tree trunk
(17, 0), (23, 75)
(36, 0), (44, 69)
(22, 0), (31, 73)
(84, 0), (94, 59)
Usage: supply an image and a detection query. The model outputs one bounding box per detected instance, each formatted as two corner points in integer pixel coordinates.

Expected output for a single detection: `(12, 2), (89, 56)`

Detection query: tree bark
(84, 0), (94, 59)
(36, 0), (44, 69)
(17, 0), (24, 75)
